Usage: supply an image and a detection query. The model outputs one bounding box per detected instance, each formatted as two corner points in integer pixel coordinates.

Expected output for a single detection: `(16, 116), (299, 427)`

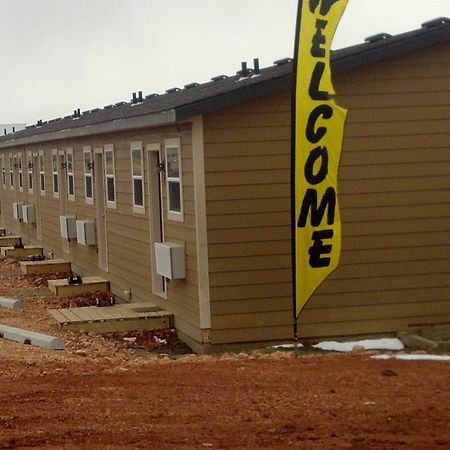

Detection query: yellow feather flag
(292, 0), (348, 323)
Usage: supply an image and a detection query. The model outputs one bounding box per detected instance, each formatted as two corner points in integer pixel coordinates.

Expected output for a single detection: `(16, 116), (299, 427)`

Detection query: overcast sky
(1, 0), (448, 125)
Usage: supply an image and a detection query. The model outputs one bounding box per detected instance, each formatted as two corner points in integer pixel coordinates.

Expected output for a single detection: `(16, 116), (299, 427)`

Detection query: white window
(1, 155), (5, 188)
(39, 151), (45, 194)
(131, 142), (144, 213)
(104, 144), (116, 208)
(66, 148), (74, 200)
(9, 154), (14, 189)
(27, 151), (33, 193)
(165, 138), (183, 221)
(17, 153), (23, 191)
(83, 146), (93, 204)
(52, 150), (59, 197)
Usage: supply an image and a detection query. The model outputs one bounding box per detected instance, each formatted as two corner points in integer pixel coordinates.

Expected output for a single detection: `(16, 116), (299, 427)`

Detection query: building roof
(1, 17), (448, 148)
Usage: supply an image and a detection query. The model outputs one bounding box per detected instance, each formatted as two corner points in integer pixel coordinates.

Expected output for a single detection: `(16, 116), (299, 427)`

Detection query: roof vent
(365, 33), (392, 43)
(253, 58), (260, 75)
(166, 87), (180, 94)
(103, 104), (114, 109)
(184, 82), (200, 89)
(36, 119), (43, 127)
(274, 57), (292, 66)
(237, 61), (252, 78)
(73, 108), (81, 118)
(145, 93), (159, 99)
(131, 91), (144, 104)
(421, 17), (449, 29)
(211, 75), (228, 82)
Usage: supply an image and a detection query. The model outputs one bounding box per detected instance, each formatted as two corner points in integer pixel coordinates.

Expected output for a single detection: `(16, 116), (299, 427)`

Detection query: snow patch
(372, 354), (450, 362)
(313, 338), (404, 352)
(272, 343), (304, 349)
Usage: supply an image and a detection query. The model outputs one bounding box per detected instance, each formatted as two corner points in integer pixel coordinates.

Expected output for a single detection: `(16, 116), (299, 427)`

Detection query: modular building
(0, 19), (449, 352)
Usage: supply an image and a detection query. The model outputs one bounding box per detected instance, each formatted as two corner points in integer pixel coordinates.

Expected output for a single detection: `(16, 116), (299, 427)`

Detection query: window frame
(9, 153), (14, 190)
(104, 144), (116, 209)
(1, 154), (6, 189)
(83, 146), (94, 204)
(130, 142), (145, 214)
(17, 152), (23, 192)
(39, 150), (45, 195)
(66, 147), (75, 201)
(51, 149), (59, 198)
(164, 138), (183, 222)
(27, 151), (33, 193)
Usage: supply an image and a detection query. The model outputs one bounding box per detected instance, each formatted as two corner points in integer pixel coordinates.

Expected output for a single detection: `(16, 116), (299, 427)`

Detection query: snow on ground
(273, 343), (304, 349)
(313, 338), (405, 352)
(273, 338), (404, 352)
(372, 354), (450, 362)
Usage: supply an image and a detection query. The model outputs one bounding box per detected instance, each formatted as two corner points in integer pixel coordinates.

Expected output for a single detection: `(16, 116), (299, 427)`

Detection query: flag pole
(291, 0), (303, 356)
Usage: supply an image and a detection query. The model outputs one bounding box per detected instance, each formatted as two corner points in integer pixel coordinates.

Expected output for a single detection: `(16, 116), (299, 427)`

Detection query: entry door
(147, 144), (166, 297)
(94, 149), (108, 271)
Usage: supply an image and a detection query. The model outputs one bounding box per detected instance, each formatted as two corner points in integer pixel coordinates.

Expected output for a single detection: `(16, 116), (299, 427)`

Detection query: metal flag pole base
(293, 319), (300, 358)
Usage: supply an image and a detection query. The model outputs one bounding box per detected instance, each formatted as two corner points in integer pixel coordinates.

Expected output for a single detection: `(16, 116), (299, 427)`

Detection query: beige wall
(203, 42), (450, 344)
(0, 124), (202, 343)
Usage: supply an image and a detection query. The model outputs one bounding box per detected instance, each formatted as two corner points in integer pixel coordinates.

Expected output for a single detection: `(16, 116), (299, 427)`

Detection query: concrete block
(0, 236), (22, 247)
(435, 341), (450, 353)
(0, 324), (64, 350)
(1, 246), (44, 260)
(48, 276), (110, 297)
(419, 325), (450, 342)
(20, 259), (71, 275)
(0, 297), (23, 309)
(397, 331), (437, 352)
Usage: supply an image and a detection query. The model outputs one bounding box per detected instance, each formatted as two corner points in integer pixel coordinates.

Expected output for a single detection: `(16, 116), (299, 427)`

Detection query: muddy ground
(1, 256), (450, 449)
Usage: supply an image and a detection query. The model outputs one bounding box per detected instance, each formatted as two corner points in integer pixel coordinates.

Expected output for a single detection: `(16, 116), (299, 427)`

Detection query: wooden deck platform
(48, 302), (173, 332)
(20, 259), (71, 275)
(0, 236), (22, 247)
(1, 246), (43, 260)
(48, 276), (109, 297)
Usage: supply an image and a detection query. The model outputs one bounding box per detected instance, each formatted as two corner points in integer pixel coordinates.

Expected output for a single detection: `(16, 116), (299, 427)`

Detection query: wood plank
(296, 315), (450, 340)
(341, 147), (449, 166)
(300, 300), (450, 325)
(308, 286), (450, 309)
(63, 317), (172, 333)
(48, 309), (70, 324)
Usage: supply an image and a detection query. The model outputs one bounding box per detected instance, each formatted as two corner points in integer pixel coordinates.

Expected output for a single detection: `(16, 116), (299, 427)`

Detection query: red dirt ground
(1, 256), (450, 449)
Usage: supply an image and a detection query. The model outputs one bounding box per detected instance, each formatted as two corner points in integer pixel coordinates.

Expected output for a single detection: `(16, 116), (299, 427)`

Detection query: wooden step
(1, 246), (43, 260)
(0, 236), (22, 247)
(48, 301), (173, 332)
(47, 276), (110, 297)
(20, 259), (72, 275)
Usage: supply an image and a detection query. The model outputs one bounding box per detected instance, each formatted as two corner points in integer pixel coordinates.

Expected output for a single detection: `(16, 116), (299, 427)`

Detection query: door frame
(94, 148), (108, 272)
(146, 143), (166, 298)
(32, 153), (42, 241)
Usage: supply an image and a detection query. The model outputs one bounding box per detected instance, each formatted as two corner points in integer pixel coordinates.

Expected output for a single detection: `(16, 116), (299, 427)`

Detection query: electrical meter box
(60, 215), (77, 239)
(154, 242), (185, 279)
(76, 219), (96, 246)
(22, 205), (35, 223)
(13, 202), (24, 220)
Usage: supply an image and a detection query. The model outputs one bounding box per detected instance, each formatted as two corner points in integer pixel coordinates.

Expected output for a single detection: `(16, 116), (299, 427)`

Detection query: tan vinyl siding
(204, 42), (450, 344)
(0, 126), (201, 343)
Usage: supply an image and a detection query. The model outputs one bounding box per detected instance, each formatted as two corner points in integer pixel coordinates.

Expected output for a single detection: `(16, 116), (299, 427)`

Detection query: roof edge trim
(0, 110), (176, 148)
